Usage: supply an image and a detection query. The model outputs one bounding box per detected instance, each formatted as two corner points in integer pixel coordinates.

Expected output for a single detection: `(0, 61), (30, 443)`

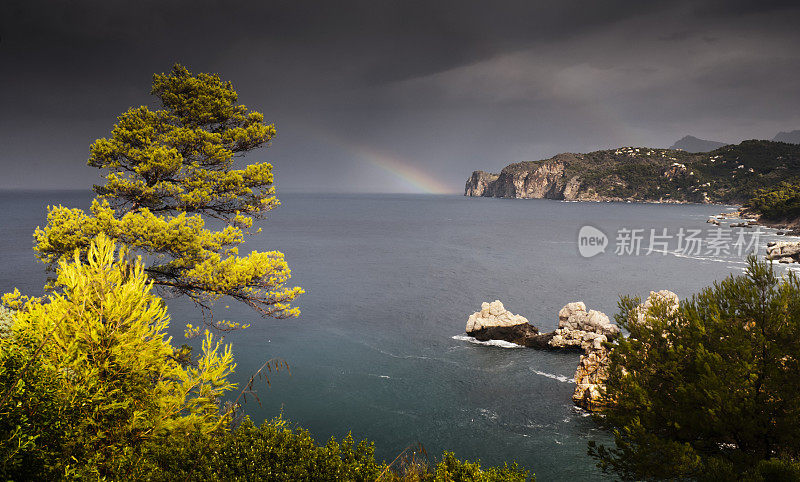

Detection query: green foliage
(0, 306), (12, 337)
(428, 452), (528, 482)
(0, 333), (78, 480)
(0, 235), (236, 478)
(134, 416), (383, 481)
(33, 64), (303, 331)
(746, 181), (800, 221)
(122, 416), (529, 481)
(590, 257), (800, 480)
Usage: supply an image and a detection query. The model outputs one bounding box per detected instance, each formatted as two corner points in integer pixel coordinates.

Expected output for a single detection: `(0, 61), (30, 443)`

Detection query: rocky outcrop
(766, 241), (800, 263)
(571, 290), (681, 411)
(466, 300), (553, 348)
(464, 171), (500, 196)
(464, 158), (587, 200)
(462, 299), (628, 411)
(466, 300), (529, 330)
(636, 290), (680, 323)
(572, 345), (610, 411)
(549, 302), (619, 411)
(549, 302), (619, 351)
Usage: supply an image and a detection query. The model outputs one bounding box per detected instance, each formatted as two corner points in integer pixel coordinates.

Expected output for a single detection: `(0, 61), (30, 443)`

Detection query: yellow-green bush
(133, 416), (530, 482)
(1, 234), (236, 477)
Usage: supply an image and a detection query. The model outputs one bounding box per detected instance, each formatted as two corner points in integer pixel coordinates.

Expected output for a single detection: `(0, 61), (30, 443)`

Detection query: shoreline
(466, 192), (741, 207)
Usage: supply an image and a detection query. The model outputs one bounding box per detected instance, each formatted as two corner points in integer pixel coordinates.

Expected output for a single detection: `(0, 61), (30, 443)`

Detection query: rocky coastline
(465, 140), (800, 204)
(463, 294), (685, 411)
(705, 208), (800, 262)
(464, 300), (619, 410)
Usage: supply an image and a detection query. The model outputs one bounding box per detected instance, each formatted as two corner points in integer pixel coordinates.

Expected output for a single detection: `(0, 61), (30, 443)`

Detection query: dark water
(1, 191), (793, 480)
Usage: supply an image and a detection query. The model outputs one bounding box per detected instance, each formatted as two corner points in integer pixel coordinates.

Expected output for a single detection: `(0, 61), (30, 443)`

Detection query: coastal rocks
(707, 217), (720, 225)
(464, 157), (587, 201)
(766, 242), (800, 264)
(464, 171), (500, 197)
(466, 300), (529, 330)
(463, 300), (623, 411)
(549, 302), (619, 351)
(572, 345), (610, 411)
(635, 290), (680, 324)
(572, 291), (680, 411)
(552, 302), (619, 411)
(466, 301), (554, 349)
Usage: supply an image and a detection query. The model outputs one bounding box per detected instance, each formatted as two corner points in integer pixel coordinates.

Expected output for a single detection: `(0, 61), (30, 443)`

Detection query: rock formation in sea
(555, 302), (619, 411)
(464, 299), (623, 410)
(465, 300), (553, 349)
(572, 345), (611, 411)
(571, 290), (681, 411)
(766, 241), (800, 264)
(550, 302), (619, 351)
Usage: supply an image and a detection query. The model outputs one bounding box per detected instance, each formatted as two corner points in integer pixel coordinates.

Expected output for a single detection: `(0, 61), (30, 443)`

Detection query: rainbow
(307, 125), (454, 194)
(352, 144), (453, 194)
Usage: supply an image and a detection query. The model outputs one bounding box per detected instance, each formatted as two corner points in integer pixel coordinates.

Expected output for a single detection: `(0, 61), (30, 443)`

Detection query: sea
(2, 191), (797, 480)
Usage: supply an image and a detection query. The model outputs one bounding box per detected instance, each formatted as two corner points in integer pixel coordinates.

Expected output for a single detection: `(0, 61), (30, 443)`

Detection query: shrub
(590, 257), (800, 480)
(1, 234), (236, 478)
(132, 417), (530, 481)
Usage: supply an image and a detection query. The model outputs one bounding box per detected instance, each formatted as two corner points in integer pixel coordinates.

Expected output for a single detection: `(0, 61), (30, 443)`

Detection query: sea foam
(452, 334), (522, 349)
(530, 369), (575, 384)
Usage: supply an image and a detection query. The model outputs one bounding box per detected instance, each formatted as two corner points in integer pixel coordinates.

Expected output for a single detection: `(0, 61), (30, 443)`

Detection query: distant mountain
(773, 130), (800, 144)
(669, 135), (728, 153)
(465, 140), (800, 204)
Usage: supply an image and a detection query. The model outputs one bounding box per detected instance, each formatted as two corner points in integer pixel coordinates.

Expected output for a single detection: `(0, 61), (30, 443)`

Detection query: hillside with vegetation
(745, 181), (800, 225)
(465, 140), (800, 205)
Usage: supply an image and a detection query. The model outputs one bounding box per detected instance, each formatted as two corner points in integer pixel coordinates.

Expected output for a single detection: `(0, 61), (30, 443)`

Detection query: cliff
(465, 140), (800, 204)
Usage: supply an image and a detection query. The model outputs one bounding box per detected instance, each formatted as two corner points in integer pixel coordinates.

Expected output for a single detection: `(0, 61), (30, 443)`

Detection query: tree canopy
(1, 235), (236, 477)
(33, 64), (302, 330)
(590, 257), (800, 480)
(746, 181), (800, 222)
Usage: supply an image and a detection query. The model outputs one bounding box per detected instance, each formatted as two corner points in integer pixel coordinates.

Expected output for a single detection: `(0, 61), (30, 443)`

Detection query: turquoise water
(1, 191), (789, 480)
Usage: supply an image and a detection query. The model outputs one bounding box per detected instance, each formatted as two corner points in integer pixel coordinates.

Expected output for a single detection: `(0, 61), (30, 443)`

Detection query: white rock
(635, 290), (679, 326)
(465, 300), (529, 332)
(550, 302), (619, 349)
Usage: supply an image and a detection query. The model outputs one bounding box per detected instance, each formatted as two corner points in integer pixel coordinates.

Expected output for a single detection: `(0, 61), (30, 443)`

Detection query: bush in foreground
(135, 416), (529, 481)
(590, 257), (800, 480)
(1, 235), (236, 478)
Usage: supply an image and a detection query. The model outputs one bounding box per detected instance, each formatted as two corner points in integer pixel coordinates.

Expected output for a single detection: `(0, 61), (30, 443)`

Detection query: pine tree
(590, 257), (800, 480)
(33, 65), (302, 331)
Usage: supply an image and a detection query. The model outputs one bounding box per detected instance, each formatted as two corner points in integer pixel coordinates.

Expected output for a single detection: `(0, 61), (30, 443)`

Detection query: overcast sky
(1, 0), (799, 193)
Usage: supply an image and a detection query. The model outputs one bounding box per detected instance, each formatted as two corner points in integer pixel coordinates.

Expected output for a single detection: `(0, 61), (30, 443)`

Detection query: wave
(648, 248), (751, 264)
(530, 369), (574, 384)
(451, 334), (522, 349)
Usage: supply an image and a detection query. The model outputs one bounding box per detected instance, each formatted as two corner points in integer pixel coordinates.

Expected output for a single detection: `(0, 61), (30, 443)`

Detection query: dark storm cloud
(1, 0), (799, 192)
